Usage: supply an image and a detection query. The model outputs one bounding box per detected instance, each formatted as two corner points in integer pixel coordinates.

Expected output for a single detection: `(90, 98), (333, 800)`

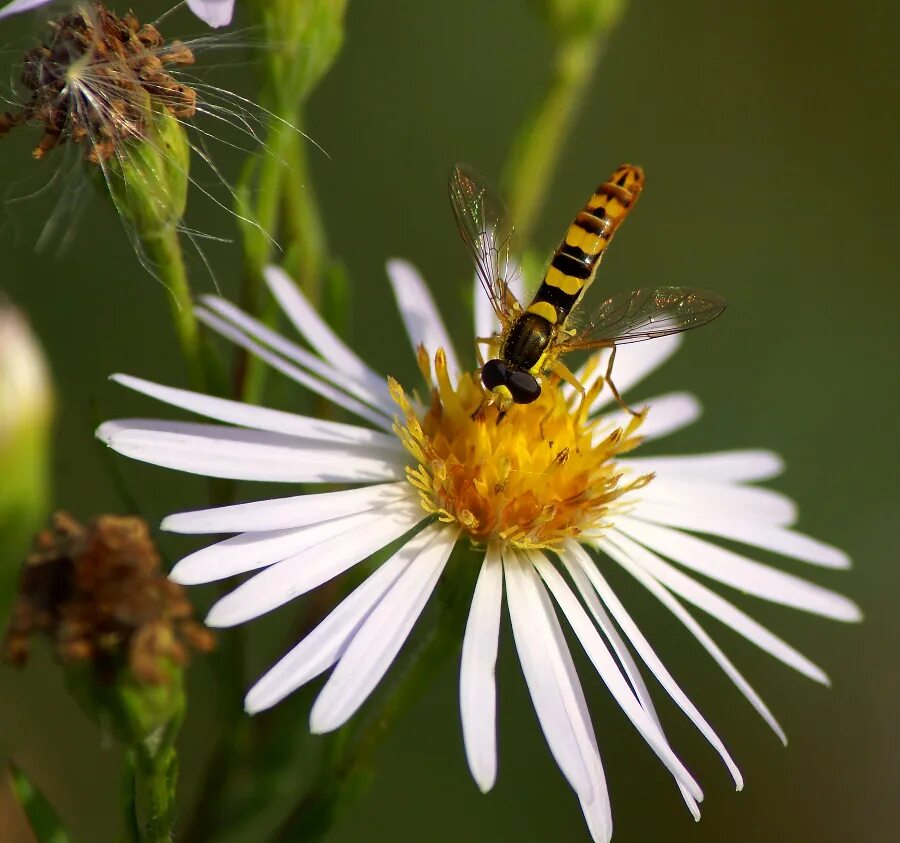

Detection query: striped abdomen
(524, 164), (645, 329)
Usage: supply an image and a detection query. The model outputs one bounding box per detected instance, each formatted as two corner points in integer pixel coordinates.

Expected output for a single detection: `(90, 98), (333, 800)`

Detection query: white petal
(624, 501), (849, 569)
(387, 259), (461, 383)
(532, 551), (703, 802)
(111, 374), (400, 450)
(599, 535), (787, 743)
(162, 482), (411, 534)
(265, 266), (390, 400)
(615, 517), (860, 620)
(635, 476), (797, 527)
(97, 419), (404, 484)
(0, 0), (50, 20)
(199, 295), (394, 416)
(204, 500), (427, 626)
(186, 0), (234, 27)
(507, 549), (614, 841)
(580, 788), (614, 843)
(196, 307), (394, 431)
(563, 540), (742, 791)
(581, 335), (683, 412)
(550, 546), (701, 817)
(503, 549), (600, 804)
(169, 503), (410, 585)
(607, 532), (828, 684)
(460, 544), (503, 793)
(244, 529), (423, 713)
(620, 450), (784, 483)
(597, 392), (701, 441)
(309, 524), (458, 732)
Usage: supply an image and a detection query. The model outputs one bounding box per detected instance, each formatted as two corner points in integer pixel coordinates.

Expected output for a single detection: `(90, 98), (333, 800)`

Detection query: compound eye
(507, 371), (541, 404)
(481, 359), (508, 391)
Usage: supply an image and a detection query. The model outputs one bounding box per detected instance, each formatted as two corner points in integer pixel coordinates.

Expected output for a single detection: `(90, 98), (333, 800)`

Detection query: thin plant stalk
(129, 743), (178, 843)
(141, 227), (205, 391)
(235, 0), (345, 404)
(502, 0), (629, 250)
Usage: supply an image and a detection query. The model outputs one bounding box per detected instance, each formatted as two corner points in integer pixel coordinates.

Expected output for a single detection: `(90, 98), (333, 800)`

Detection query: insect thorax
(502, 312), (554, 372)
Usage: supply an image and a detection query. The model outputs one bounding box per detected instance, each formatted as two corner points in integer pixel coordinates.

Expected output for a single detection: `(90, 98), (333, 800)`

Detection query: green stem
(281, 124), (327, 310)
(129, 743), (178, 843)
(141, 227), (205, 391)
(501, 3), (627, 250)
(235, 0), (344, 403)
(241, 110), (326, 310)
(177, 617), (250, 843)
(239, 115), (297, 307)
(235, 114), (302, 404)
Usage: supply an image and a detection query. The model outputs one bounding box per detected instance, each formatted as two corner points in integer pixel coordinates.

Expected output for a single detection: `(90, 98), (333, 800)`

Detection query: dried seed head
(2, 3), (196, 162)
(3, 511), (214, 685)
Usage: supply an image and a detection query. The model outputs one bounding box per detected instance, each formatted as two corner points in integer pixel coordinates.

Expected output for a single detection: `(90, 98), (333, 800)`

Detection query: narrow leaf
(7, 763), (71, 843)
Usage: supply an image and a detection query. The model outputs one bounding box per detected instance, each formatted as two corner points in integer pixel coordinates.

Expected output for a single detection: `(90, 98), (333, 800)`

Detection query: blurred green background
(1, 0), (898, 841)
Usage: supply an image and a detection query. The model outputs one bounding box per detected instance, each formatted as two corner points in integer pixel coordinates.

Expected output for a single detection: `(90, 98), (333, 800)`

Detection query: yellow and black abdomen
(498, 164), (644, 380)
(527, 164), (645, 327)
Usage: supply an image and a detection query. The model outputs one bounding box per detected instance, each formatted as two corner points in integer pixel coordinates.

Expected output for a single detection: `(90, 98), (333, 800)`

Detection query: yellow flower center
(391, 347), (653, 550)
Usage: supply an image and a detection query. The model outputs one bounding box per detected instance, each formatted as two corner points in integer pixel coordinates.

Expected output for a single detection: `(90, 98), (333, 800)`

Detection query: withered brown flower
(0, 3), (196, 162)
(3, 511), (214, 685)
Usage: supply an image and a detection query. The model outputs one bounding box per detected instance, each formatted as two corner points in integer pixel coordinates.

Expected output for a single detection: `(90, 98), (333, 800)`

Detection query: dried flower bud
(0, 4), (197, 241)
(3, 511), (214, 685)
(1, 4), (196, 163)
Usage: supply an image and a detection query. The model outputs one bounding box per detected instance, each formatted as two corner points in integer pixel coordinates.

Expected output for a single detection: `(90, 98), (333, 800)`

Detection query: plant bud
(0, 303), (52, 621)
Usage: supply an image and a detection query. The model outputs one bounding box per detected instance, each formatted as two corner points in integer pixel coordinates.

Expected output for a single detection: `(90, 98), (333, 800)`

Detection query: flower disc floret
(393, 347), (653, 549)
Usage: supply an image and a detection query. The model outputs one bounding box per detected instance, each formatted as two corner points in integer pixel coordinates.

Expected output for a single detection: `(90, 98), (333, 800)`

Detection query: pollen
(392, 348), (653, 550)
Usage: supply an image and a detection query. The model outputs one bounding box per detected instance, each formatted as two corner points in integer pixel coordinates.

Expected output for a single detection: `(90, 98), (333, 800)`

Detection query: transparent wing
(449, 164), (521, 324)
(558, 286), (726, 351)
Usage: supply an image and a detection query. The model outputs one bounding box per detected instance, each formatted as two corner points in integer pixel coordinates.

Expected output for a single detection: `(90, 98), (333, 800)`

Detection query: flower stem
(235, 0), (345, 404)
(107, 675), (185, 843)
(281, 120), (327, 309)
(502, 0), (629, 251)
(128, 743), (178, 843)
(141, 227), (205, 391)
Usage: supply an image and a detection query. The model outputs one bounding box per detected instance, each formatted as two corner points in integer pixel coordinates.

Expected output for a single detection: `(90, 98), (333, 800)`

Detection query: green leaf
(6, 763), (71, 843)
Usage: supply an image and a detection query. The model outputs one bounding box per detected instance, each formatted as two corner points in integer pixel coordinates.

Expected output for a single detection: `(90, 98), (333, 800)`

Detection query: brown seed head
(2, 511), (214, 685)
(4, 3), (196, 161)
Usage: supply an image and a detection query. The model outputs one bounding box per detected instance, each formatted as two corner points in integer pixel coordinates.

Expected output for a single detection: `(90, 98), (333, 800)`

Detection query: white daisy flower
(96, 261), (860, 841)
(0, 0), (235, 27)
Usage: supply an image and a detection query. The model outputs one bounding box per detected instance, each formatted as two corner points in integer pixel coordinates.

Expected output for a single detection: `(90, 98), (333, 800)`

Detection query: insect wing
(448, 164), (520, 323)
(558, 286), (726, 350)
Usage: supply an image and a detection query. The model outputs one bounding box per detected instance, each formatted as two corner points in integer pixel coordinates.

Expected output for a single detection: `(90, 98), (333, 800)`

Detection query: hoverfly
(449, 163), (726, 418)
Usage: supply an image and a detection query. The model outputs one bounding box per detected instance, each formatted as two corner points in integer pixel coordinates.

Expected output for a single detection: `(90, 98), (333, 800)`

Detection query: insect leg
(550, 358), (588, 418)
(474, 336), (494, 367)
(604, 346), (639, 416)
